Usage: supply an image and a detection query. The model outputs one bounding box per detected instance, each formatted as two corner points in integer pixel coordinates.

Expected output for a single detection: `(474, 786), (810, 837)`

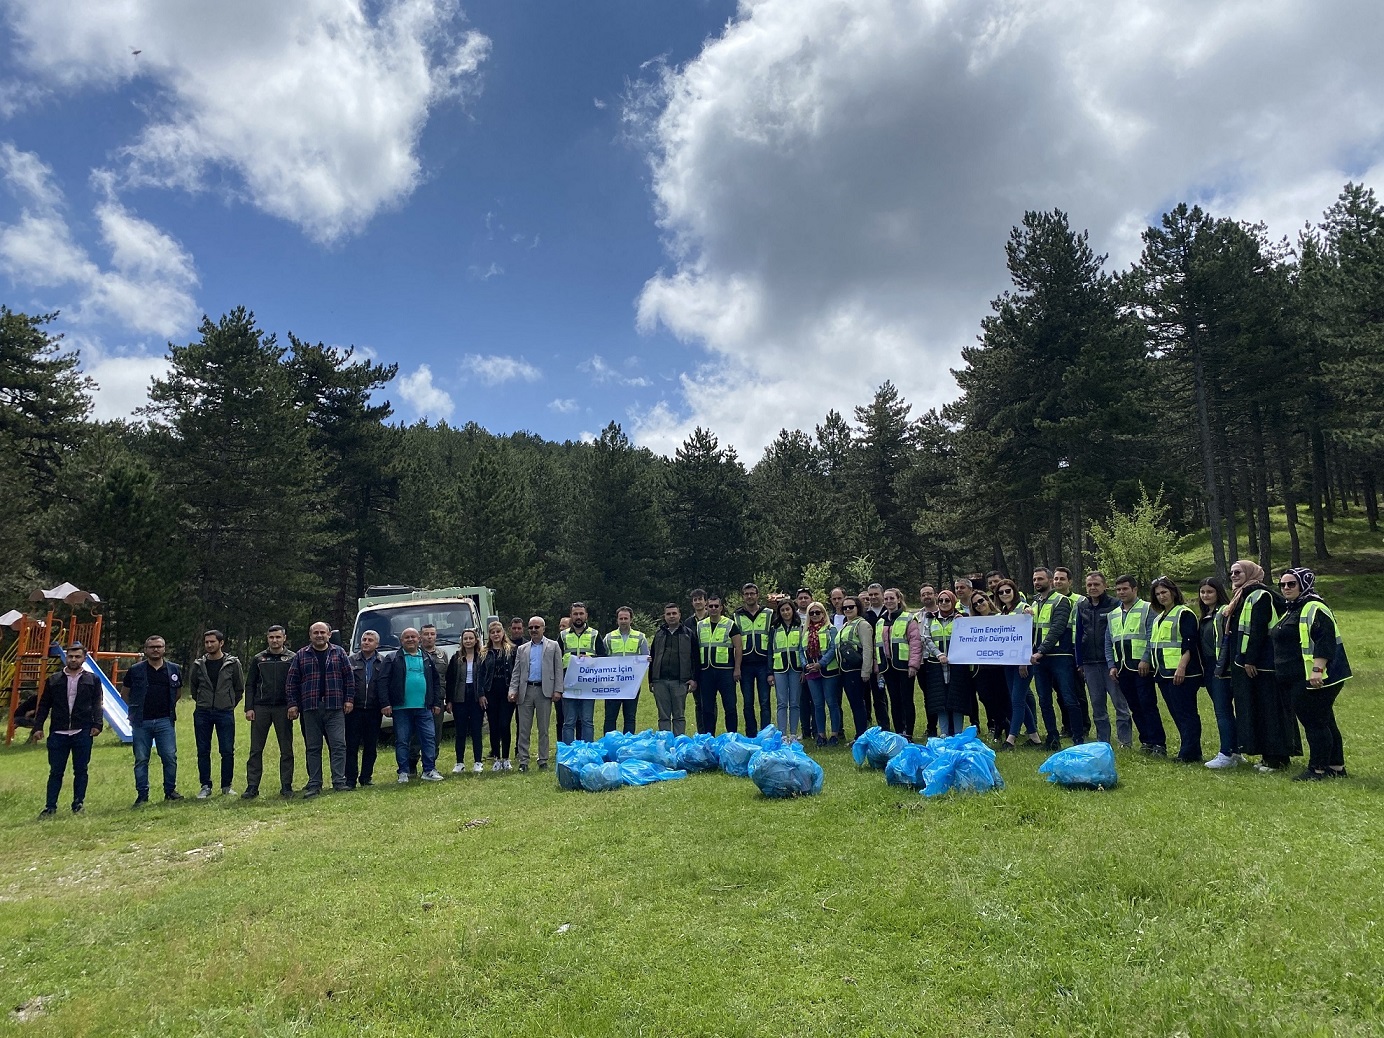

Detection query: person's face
(1198, 585), (1219, 608)
(743, 587), (760, 609)
(558, 618), (570, 632)
(66, 646), (85, 669)
(807, 605), (827, 625)
(1053, 572), (1071, 594)
(1278, 574), (1302, 601)
(796, 592), (811, 611)
(938, 591), (957, 614)
(953, 580), (970, 598)
(1115, 582), (1136, 605)
(883, 590), (900, 611)
(778, 602), (795, 623)
(488, 622), (505, 646)
(267, 629), (286, 652)
(972, 596), (992, 615)
(400, 629), (420, 651)
(663, 606), (681, 626)
(919, 586), (936, 608)
(203, 633), (223, 655)
(528, 619), (545, 642)
(987, 575), (1001, 592)
(420, 627), (437, 649)
(997, 585), (1016, 607)
(842, 600), (859, 620)
(461, 630), (478, 652)
(691, 595), (706, 614)
(510, 620), (525, 641)
(870, 588), (883, 607)
(1154, 585), (1173, 607)
(708, 599), (724, 620)
(617, 610), (632, 630)
(1032, 571), (1050, 593)
(1230, 565), (1247, 589)
(309, 623), (331, 649)
(360, 631), (378, 654)
(144, 638), (165, 661)
(570, 606), (588, 628)
(829, 589), (844, 610)
(1085, 575), (1106, 599)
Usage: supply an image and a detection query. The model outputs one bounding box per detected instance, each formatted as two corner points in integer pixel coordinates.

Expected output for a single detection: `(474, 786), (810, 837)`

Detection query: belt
(527, 681), (544, 687)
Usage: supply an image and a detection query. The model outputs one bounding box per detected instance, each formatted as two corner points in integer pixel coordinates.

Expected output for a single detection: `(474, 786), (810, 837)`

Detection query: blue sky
(1, 1), (1381, 455)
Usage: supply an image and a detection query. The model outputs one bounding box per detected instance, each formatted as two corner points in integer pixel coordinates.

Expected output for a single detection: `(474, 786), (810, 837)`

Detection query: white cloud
(460, 353), (541, 385)
(2, 0), (490, 242)
(548, 397), (578, 414)
(0, 143), (198, 337)
(579, 353), (653, 388)
(629, 0), (1384, 454)
(397, 363), (454, 419)
(71, 336), (171, 421)
(468, 261), (504, 280)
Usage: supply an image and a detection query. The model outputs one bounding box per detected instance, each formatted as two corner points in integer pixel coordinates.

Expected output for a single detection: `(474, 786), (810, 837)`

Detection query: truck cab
(349, 585), (497, 663)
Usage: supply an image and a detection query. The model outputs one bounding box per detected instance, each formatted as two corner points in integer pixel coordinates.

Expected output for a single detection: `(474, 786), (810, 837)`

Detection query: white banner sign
(945, 614), (1033, 666)
(562, 656), (648, 699)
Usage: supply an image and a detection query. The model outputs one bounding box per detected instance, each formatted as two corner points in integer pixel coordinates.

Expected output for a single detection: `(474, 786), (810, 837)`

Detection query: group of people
(30, 561), (1353, 816)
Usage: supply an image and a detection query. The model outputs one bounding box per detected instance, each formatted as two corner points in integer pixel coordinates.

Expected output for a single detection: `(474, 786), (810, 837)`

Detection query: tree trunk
(992, 540), (1009, 577)
(1191, 344), (1228, 580)
(1310, 422), (1331, 558)
(1250, 408), (1273, 573)
(1245, 467), (1259, 557)
(1220, 454), (1240, 565)
(1047, 499), (1062, 570)
(1016, 532), (1034, 587)
(1069, 498), (1084, 579)
(1334, 459), (1351, 516)
(1275, 432), (1302, 568)
(1364, 469), (1379, 532)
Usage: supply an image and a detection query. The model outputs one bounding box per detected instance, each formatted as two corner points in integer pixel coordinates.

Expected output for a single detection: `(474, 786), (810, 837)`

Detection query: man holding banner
(563, 643), (650, 716)
(602, 607), (648, 735)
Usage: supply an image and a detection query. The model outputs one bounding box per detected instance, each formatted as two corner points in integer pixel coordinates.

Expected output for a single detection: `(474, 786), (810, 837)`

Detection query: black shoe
(815, 736), (826, 748)
(1328, 767), (1348, 779)
(302, 788), (320, 800)
(359, 779), (373, 787)
(241, 787), (259, 800)
(518, 762), (529, 773)
(1149, 745), (1168, 757)
(828, 735), (840, 747)
(38, 807), (56, 819)
(537, 761), (548, 771)
(997, 741), (1015, 752)
(1045, 735), (1062, 750)
(132, 794), (149, 808)
(164, 790), (184, 801)
(1292, 768), (1327, 782)
(280, 788), (295, 799)
(71, 802), (84, 815)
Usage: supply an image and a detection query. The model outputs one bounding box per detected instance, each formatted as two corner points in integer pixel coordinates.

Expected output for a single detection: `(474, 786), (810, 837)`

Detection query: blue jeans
(806, 672), (843, 738)
(193, 707), (236, 789)
(46, 730), (93, 811)
(773, 669), (802, 737)
(132, 717), (178, 796)
(1206, 674), (1235, 756)
(392, 709), (437, 775)
(1033, 656), (1088, 742)
(739, 661), (771, 736)
(1005, 666), (1037, 737)
(560, 697), (595, 743)
(939, 711), (967, 736)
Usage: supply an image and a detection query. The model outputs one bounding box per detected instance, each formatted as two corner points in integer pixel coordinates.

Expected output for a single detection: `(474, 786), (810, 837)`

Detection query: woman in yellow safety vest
(968, 592), (1012, 741)
(995, 578), (1040, 749)
(836, 596), (875, 741)
(803, 602), (842, 747)
(921, 590), (975, 737)
(1270, 567), (1352, 781)
(1149, 577), (1204, 763)
(767, 598), (804, 741)
(1220, 559), (1299, 772)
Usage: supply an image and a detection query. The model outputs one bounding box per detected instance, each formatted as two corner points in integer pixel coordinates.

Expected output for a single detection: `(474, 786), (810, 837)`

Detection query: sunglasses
(843, 604), (857, 611)
(1278, 581), (1298, 589)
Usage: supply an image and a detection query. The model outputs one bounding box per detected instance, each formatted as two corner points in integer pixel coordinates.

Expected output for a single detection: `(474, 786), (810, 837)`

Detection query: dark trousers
(193, 707), (236, 789)
(1292, 682), (1345, 770)
(344, 703), (382, 787)
(870, 671), (891, 732)
(488, 697), (514, 758)
(799, 679), (815, 738)
(246, 704), (295, 793)
(46, 730), (93, 811)
(840, 670), (872, 738)
(882, 667), (916, 739)
(739, 662), (771, 736)
(300, 707), (348, 791)
(1116, 668), (1166, 749)
(1033, 657), (1087, 743)
(1156, 675), (1203, 762)
(698, 668), (737, 735)
(453, 698), (484, 764)
(604, 694), (639, 735)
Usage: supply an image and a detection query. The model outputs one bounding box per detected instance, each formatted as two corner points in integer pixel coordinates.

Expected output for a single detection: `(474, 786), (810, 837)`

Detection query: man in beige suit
(508, 616), (563, 772)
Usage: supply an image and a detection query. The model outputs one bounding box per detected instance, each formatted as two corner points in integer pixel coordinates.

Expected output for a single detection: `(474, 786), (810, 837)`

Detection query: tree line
(3, 183), (1381, 657)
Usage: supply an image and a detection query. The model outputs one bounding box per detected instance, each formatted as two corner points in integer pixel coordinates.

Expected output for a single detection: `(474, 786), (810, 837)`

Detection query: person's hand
(688, 680), (697, 692)
(768, 675), (776, 688)
(344, 701), (354, 714)
(937, 653), (948, 665)
(1030, 652), (1042, 666)
(507, 692), (517, 703)
(28, 728), (41, 743)
(479, 696), (488, 710)
(733, 670), (741, 682)
(432, 706), (441, 717)
(1173, 665), (1186, 686)
(245, 709), (255, 722)
(553, 690), (562, 700)
(1244, 663), (1258, 679)
(1309, 668), (1324, 688)
(1137, 661), (1151, 677)
(90, 726), (100, 737)
(1019, 666), (1029, 678)
(907, 666), (918, 680)
(381, 706), (392, 718)
(1108, 667), (1117, 680)
(287, 707), (300, 721)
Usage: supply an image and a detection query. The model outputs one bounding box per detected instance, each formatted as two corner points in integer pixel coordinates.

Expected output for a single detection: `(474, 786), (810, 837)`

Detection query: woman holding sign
(996, 579), (1041, 750)
(969, 593), (1013, 741)
(1149, 577), (1204, 763)
(921, 591), (975, 737)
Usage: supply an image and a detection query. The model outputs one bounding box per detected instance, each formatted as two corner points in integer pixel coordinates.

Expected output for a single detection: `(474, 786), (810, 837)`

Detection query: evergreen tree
(665, 427), (749, 595)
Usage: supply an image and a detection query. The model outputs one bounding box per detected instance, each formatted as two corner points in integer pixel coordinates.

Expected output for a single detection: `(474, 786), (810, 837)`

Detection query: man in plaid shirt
(286, 621), (356, 798)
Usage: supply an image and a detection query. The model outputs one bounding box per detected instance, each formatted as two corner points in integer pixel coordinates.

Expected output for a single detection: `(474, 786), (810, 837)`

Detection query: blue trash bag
(595, 731), (629, 762)
(670, 734), (720, 773)
(557, 741), (602, 764)
(617, 759), (688, 786)
(920, 727), (1005, 797)
(1039, 742), (1118, 788)
(715, 732), (761, 777)
(616, 734), (676, 769)
(556, 743), (605, 791)
(852, 726), (909, 768)
(748, 743), (824, 798)
(884, 743), (934, 788)
(751, 724), (785, 750)
(578, 761), (626, 792)
(651, 729), (677, 749)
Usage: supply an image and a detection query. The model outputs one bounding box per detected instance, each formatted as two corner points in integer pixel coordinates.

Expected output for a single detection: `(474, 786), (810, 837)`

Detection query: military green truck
(349, 585), (497, 662)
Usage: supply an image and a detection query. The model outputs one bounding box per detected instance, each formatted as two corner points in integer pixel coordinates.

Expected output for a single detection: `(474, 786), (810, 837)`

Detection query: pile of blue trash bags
(854, 725), (1005, 797)
(556, 724), (823, 798)
(1038, 741), (1118, 789)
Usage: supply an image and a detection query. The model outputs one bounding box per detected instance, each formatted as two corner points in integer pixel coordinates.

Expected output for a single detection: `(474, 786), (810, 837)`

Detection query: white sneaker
(197, 785), (212, 799)
(1204, 752), (1238, 769)
(221, 786), (237, 797)
(491, 759), (503, 772)
(452, 763), (466, 774)
(421, 770), (444, 782)
(397, 773), (409, 784)
(472, 762), (484, 773)
(1254, 761), (1280, 773)
(502, 759), (513, 771)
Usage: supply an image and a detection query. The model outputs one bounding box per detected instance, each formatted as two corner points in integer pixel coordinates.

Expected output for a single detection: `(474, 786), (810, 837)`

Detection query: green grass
(1168, 508), (1384, 579)
(2, 581), (1382, 1036)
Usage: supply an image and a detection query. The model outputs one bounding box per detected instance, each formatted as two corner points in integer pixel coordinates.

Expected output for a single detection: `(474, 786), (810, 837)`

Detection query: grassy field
(1, 570), (1381, 1035)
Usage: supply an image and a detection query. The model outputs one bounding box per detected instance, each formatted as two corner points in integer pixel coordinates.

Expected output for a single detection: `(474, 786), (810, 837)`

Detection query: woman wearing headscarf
(921, 590), (975, 737)
(1270, 568), (1352, 781)
(1149, 577), (1203, 763)
(1219, 559), (1298, 771)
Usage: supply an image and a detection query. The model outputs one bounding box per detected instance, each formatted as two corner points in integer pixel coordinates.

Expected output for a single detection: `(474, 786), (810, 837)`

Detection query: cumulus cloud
(0, 143), (198, 337)
(398, 363), (455, 419)
(460, 353), (541, 385)
(2, 0), (490, 242)
(579, 353), (652, 388)
(629, 0), (1384, 454)
(70, 335), (171, 421)
(548, 397), (578, 414)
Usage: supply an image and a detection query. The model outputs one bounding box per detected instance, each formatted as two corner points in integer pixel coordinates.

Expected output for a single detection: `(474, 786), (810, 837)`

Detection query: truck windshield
(353, 603), (476, 651)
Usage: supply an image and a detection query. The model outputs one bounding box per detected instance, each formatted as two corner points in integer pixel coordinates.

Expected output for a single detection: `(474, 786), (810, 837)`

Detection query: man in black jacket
(650, 603), (698, 735)
(1077, 572), (1132, 747)
(346, 629), (387, 788)
(33, 644), (104, 818)
(243, 625), (295, 799)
